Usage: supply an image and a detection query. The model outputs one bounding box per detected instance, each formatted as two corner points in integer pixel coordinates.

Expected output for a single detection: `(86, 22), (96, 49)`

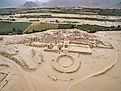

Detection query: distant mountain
(20, 1), (39, 8)
(18, 0), (121, 9)
(0, 0), (120, 8)
(41, 0), (121, 8)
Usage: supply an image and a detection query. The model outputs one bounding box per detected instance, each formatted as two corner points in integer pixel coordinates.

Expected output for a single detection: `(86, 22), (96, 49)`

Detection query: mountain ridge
(19, 0), (121, 9)
(19, 1), (39, 8)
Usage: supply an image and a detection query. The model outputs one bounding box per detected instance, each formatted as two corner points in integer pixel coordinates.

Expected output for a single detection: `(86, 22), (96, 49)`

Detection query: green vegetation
(97, 9), (121, 16)
(0, 8), (18, 15)
(0, 7), (121, 35)
(24, 22), (121, 34)
(58, 24), (75, 29)
(32, 8), (121, 16)
(24, 22), (58, 33)
(18, 15), (52, 18)
(1, 8), (121, 16)
(18, 14), (120, 22)
(0, 21), (120, 35)
(77, 24), (121, 33)
(24, 8), (121, 16)
(0, 22), (31, 34)
(24, 23), (76, 33)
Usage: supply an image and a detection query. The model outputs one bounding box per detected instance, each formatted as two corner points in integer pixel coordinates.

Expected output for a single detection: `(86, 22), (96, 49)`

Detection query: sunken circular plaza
(57, 55), (74, 68)
(51, 55), (81, 73)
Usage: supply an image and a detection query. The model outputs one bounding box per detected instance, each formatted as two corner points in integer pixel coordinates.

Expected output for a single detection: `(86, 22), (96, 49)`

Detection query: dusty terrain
(0, 29), (121, 91)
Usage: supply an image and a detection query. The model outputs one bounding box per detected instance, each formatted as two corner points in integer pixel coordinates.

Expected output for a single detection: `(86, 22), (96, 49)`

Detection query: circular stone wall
(51, 55), (81, 73)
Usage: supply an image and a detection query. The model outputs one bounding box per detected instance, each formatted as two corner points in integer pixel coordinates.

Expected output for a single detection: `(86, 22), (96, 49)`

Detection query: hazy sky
(0, 0), (120, 7)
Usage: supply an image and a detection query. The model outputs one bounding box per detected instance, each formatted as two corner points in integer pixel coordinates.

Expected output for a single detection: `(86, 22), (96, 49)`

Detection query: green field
(24, 22), (121, 34)
(0, 22), (31, 34)
(24, 22), (58, 33)
(25, 8), (121, 16)
(77, 24), (121, 33)
(1, 8), (121, 16)
(24, 22), (75, 33)
(0, 21), (120, 35)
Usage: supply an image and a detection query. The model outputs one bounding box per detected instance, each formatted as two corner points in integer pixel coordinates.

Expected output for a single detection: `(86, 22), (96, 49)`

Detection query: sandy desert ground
(0, 29), (121, 91)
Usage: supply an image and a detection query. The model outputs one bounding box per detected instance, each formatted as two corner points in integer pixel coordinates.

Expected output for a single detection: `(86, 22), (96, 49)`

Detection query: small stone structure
(44, 40), (92, 55)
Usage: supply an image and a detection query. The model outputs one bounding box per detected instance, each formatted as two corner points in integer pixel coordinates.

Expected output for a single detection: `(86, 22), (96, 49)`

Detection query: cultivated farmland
(25, 22), (58, 33)
(0, 21), (31, 34)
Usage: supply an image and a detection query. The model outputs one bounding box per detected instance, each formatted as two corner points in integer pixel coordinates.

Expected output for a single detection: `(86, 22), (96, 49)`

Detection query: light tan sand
(69, 31), (121, 91)
(0, 29), (121, 91)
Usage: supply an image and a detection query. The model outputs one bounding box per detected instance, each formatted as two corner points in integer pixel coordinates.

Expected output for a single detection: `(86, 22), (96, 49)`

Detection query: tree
(55, 20), (59, 23)
(13, 28), (16, 32)
(117, 25), (121, 28)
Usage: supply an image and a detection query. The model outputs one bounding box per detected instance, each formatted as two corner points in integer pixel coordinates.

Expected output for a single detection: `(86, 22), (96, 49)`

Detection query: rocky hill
(20, 1), (39, 8)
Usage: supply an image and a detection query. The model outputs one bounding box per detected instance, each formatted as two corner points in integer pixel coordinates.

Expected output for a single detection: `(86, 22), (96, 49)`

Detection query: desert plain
(0, 29), (121, 91)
